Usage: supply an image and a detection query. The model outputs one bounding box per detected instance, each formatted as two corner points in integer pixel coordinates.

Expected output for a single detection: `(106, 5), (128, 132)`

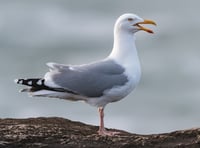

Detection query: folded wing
(45, 59), (128, 98)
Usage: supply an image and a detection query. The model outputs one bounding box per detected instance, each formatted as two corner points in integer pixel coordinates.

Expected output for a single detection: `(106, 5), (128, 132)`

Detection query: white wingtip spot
(37, 79), (42, 85)
(28, 81), (32, 85)
(14, 79), (19, 83)
(16, 79), (23, 84)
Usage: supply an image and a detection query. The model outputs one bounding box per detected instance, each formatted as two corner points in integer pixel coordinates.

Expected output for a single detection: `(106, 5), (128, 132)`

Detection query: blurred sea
(1, 0), (200, 134)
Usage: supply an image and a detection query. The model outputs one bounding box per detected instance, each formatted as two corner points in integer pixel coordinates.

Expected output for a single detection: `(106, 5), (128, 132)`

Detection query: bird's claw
(98, 128), (120, 136)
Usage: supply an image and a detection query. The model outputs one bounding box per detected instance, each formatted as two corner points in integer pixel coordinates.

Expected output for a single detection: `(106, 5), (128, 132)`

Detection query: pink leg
(97, 107), (120, 136)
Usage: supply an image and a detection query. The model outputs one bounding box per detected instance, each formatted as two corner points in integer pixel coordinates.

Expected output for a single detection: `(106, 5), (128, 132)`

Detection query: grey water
(1, 0), (200, 134)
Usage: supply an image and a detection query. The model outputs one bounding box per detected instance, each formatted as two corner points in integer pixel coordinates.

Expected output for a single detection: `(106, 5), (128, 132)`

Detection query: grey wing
(45, 60), (128, 97)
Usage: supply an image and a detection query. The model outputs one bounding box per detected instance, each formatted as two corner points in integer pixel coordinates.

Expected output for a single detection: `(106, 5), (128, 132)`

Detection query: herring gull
(15, 13), (156, 136)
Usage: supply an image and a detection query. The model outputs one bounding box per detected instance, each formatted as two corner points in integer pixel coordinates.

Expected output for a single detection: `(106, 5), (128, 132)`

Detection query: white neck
(108, 29), (140, 69)
(108, 28), (141, 86)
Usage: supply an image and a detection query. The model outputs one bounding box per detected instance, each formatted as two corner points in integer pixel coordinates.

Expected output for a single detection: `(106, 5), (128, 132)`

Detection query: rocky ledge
(0, 117), (200, 148)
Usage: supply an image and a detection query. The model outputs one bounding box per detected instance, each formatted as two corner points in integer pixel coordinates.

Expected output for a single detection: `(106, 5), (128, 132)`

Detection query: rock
(0, 117), (200, 148)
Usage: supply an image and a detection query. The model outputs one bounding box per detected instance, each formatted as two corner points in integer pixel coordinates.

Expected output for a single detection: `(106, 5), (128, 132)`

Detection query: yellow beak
(135, 19), (157, 34)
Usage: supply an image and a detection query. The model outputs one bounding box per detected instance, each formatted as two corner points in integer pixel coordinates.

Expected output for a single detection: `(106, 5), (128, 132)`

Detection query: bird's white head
(114, 13), (156, 35)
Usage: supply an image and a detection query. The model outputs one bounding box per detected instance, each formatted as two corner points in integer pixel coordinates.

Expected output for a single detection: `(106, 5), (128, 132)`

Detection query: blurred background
(0, 0), (200, 134)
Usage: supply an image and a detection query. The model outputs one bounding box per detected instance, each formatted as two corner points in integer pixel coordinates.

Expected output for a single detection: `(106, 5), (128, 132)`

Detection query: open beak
(134, 19), (156, 34)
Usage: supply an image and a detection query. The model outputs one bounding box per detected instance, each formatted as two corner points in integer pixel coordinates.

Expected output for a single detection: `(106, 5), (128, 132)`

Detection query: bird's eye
(128, 18), (133, 21)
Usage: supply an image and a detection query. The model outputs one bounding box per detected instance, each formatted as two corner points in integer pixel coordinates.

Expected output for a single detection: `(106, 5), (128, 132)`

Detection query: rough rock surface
(0, 117), (200, 148)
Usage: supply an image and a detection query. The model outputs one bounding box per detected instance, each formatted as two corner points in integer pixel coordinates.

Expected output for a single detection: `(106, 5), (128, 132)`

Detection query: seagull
(15, 13), (156, 136)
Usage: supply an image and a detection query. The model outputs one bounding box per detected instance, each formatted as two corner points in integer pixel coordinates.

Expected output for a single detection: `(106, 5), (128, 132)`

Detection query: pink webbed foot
(98, 128), (120, 136)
